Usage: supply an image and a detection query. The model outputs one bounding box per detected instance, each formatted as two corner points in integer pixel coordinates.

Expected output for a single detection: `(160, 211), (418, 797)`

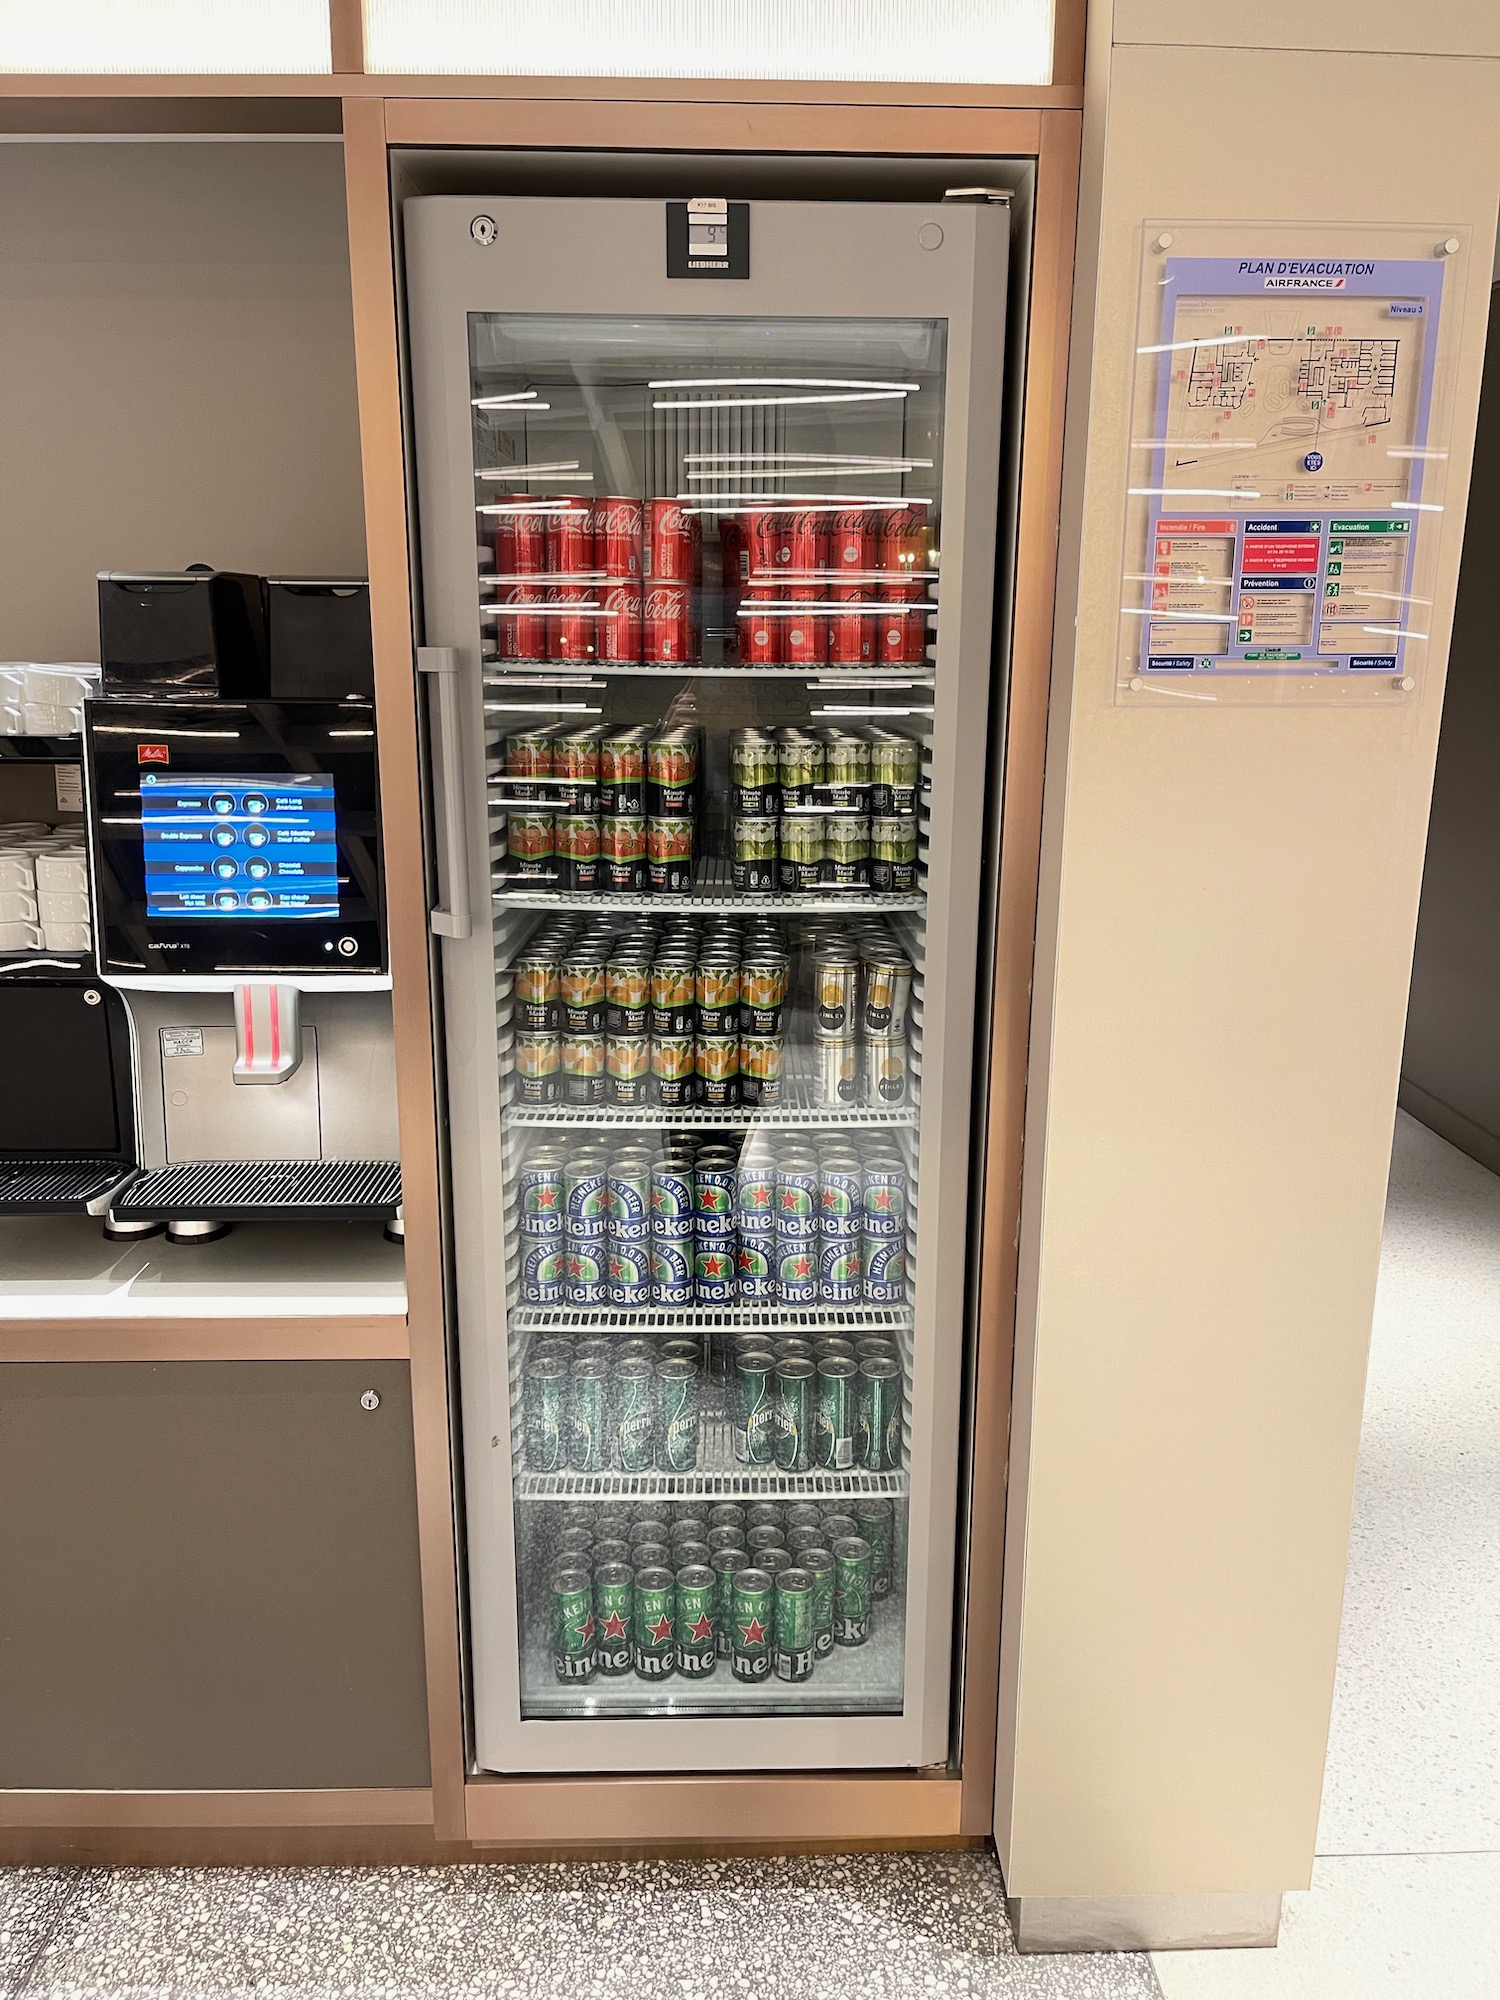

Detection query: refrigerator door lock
(470, 215), (498, 247)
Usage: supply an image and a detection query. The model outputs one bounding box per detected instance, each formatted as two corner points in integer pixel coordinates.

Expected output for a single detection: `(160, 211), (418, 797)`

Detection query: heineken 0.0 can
(675, 1564), (718, 1679)
(773, 1568), (816, 1683)
(656, 1357), (700, 1471)
(801, 1546), (836, 1657)
(608, 1237), (652, 1309)
(854, 1497), (896, 1599)
(818, 1236), (863, 1306)
(551, 1566), (598, 1683)
(735, 1349), (777, 1465)
(632, 1567), (677, 1680)
(730, 1567), (774, 1681)
(612, 1356), (656, 1472)
(777, 1243), (818, 1306)
(734, 1232), (776, 1303)
(832, 1535), (874, 1647)
(858, 1357), (903, 1472)
(649, 1234), (694, 1308)
(864, 1234), (908, 1305)
(565, 1241), (607, 1309)
(521, 1239), (565, 1306)
(593, 1562), (634, 1676)
(524, 1358), (568, 1472)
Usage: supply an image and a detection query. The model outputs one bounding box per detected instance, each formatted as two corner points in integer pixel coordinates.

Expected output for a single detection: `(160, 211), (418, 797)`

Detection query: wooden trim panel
(0, 1318), (408, 1362)
(0, 1789), (432, 1829)
(465, 1774), (965, 1846)
(329, 0), (366, 76)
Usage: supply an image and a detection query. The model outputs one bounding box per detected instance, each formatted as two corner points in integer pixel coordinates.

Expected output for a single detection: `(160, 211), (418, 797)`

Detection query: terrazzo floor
(2, 1110), (1495, 1999)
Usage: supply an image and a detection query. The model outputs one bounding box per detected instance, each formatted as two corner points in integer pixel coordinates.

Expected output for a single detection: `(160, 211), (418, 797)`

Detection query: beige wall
(0, 142), (366, 664)
(997, 14), (1500, 1895)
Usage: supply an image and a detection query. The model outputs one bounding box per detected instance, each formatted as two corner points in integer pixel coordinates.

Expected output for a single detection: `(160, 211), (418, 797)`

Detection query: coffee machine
(85, 572), (401, 1244)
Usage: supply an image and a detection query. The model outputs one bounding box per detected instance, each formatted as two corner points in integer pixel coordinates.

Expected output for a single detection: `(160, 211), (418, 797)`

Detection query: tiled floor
(1153, 1113), (1500, 2000)
(2, 1110), (1495, 1999)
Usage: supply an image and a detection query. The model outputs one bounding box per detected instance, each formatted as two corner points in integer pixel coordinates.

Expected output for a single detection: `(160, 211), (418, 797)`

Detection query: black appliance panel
(265, 580), (375, 700)
(0, 981), (132, 1160)
(98, 572), (269, 698)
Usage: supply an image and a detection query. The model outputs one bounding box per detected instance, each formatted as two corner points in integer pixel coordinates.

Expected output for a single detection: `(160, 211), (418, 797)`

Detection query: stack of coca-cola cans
(725, 503), (934, 668)
(489, 497), (703, 667)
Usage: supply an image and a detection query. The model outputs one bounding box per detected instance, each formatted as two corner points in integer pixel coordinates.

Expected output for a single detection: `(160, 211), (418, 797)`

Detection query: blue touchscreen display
(140, 773), (339, 919)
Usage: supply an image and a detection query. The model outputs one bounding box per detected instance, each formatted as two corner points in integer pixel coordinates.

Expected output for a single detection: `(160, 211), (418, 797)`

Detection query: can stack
(488, 496), (701, 667)
(806, 922), (915, 1108)
(541, 1494), (898, 1687)
(727, 503), (936, 668)
(730, 723), (921, 897)
(522, 1330), (704, 1476)
(726, 1325), (906, 1474)
(494, 720), (703, 895)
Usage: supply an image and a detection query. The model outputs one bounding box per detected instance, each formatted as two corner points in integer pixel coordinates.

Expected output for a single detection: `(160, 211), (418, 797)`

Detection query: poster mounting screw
(1153, 232), (1174, 253)
(1436, 237), (1460, 257)
(1396, 676), (1416, 691)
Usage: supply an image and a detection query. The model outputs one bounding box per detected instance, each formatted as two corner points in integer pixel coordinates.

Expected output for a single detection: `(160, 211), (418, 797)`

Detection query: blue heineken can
(694, 1240), (736, 1304)
(817, 1158), (863, 1228)
(522, 1239), (565, 1305)
(861, 1160), (907, 1236)
(565, 1241), (609, 1307)
(775, 1160), (819, 1239)
(607, 1151), (653, 1242)
(777, 1242), (818, 1305)
(693, 1159), (737, 1233)
(649, 1234), (694, 1307)
(735, 1231), (776, 1304)
(518, 1156), (565, 1238)
(608, 1236), (652, 1308)
(864, 1234), (907, 1304)
(735, 1162), (776, 1227)
(565, 1151), (610, 1241)
(818, 1235), (863, 1305)
(650, 1156), (696, 1236)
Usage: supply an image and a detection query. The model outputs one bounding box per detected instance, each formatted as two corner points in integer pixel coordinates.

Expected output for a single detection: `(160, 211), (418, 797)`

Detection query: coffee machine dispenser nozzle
(232, 982), (303, 1085)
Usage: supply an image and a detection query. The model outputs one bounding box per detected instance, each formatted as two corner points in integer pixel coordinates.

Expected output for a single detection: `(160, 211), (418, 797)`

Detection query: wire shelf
(514, 1418), (908, 1502)
(492, 854), (923, 915)
(510, 1304), (911, 1336)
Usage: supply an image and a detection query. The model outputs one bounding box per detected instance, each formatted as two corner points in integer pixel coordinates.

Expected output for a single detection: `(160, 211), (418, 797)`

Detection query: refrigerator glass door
(405, 197), (1006, 1773)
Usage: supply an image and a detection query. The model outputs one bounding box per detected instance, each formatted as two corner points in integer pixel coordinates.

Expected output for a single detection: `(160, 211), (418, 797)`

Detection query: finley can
(773, 1568), (816, 1683)
(524, 1358), (568, 1471)
(551, 1567), (598, 1683)
(730, 1568), (774, 1682)
(858, 1357), (903, 1472)
(734, 1349), (777, 1466)
(832, 1535), (874, 1647)
(675, 1564), (717, 1679)
(773, 1356), (816, 1473)
(632, 1567), (677, 1680)
(813, 952), (859, 1038)
(854, 1497), (896, 1599)
(860, 956), (913, 1037)
(593, 1562), (634, 1676)
(657, 1358), (700, 1471)
(865, 1036), (908, 1106)
(814, 1356), (859, 1471)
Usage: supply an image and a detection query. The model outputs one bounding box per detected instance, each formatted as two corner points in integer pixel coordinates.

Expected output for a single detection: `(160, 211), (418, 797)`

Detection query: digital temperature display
(140, 773), (339, 919)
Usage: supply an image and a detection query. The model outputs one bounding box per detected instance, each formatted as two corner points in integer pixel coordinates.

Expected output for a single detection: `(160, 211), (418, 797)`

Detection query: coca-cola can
(496, 583), (548, 662)
(740, 595), (783, 666)
(509, 505), (551, 577)
(829, 508), (875, 576)
(877, 579), (929, 666)
(595, 496), (643, 578)
(597, 580), (642, 665)
(643, 583), (699, 666)
(491, 513), (516, 581)
(879, 503), (932, 580)
(547, 497), (595, 582)
(782, 586), (827, 667)
(644, 499), (702, 583)
(828, 583), (873, 667)
(719, 516), (749, 585)
(549, 587), (595, 664)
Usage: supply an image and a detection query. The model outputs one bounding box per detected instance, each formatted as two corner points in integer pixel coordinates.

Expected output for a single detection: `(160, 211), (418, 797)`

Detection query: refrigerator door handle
(417, 645), (472, 940)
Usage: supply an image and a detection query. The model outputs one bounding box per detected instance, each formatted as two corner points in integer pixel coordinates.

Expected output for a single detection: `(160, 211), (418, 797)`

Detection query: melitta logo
(138, 743), (170, 765)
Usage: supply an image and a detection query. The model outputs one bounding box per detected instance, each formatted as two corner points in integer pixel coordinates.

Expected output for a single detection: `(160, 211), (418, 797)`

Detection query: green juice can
(773, 1567), (816, 1683)
(551, 1566), (598, 1684)
(854, 1497), (896, 1599)
(730, 1567), (774, 1682)
(675, 1563), (718, 1680)
(800, 1545), (836, 1658)
(593, 1561), (634, 1677)
(711, 1546), (748, 1660)
(632, 1566), (677, 1680)
(832, 1536), (873, 1647)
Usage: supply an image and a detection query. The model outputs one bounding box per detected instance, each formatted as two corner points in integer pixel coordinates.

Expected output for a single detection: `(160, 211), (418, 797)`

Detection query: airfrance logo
(1237, 259), (1376, 292)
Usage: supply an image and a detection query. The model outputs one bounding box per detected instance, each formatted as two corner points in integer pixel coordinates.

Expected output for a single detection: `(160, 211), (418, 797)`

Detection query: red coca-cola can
(549, 587), (595, 664)
(509, 505), (551, 577)
(644, 499), (702, 583)
(547, 497), (596, 582)
(782, 586), (827, 666)
(829, 507), (876, 576)
(643, 583), (699, 665)
(879, 503), (932, 579)
(740, 594), (783, 666)
(595, 496), (643, 578)
(828, 583), (873, 666)
(718, 515), (748, 586)
(496, 583), (548, 663)
(597, 580), (642, 664)
(877, 579), (930, 665)
(745, 507), (826, 582)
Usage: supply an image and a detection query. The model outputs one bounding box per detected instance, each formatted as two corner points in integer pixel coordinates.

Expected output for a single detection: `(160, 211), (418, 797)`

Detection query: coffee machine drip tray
(0, 1162), (139, 1215)
(111, 1158), (401, 1222)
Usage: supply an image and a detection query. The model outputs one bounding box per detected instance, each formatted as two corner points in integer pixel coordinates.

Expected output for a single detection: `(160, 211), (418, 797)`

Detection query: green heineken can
(632, 1566), (677, 1680)
(612, 1355), (657, 1473)
(745, 1502), (784, 1533)
(524, 1357), (568, 1473)
(592, 1538), (632, 1571)
(854, 1497), (896, 1599)
(786, 1523), (825, 1557)
(870, 816), (918, 894)
(832, 1535), (873, 1647)
(747, 1523), (785, 1556)
(673, 1540), (713, 1572)
(554, 1527), (594, 1560)
(773, 1567), (816, 1683)
(568, 1358), (609, 1473)
(784, 1502), (822, 1534)
(773, 1355), (816, 1472)
(656, 1357), (700, 1472)
(707, 1503), (747, 1534)
(593, 1561), (634, 1677)
(711, 1545), (748, 1659)
(800, 1545), (837, 1658)
(819, 1512), (858, 1546)
(756, 1546), (793, 1578)
(670, 1515), (708, 1546)
(814, 1356), (859, 1472)
(730, 1567), (774, 1682)
(731, 816), (779, 895)
(734, 1348), (777, 1465)
(631, 1542), (672, 1573)
(675, 1563), (718, 1680)
(551, 1566), (598, 1683)
(630, 1516), (671, 1548)
(858, 1357), (904, 1473)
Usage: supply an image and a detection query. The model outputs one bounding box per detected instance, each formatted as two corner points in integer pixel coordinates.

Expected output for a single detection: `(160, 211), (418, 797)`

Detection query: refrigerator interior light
(684, 453), (934, 470)
(655, 392), (910, 410)
(650, 378), (919, 391)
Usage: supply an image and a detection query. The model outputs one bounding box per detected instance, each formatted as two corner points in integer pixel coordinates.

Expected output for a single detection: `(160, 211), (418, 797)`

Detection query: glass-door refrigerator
(404, 193), (1008, 1773)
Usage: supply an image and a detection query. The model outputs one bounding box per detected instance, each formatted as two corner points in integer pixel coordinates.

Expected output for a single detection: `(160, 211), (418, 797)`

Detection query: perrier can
(800, 1545), (837, 1658)
(551, 1566), (598, 1684)
(730, 1567), (774, 1681)
(593, 1561), (634, 1677)
(632, 1566), (677, 1680)
(675, 1563), (718, 1679)
(773, 1567), (816, 1683)
(832, 1535), (873, 1648)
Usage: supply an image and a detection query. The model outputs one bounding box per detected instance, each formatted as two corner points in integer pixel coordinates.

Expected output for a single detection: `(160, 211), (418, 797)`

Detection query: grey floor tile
(17, 1855), (1161, 2000)
(0, 1871), (77, 1997)
(1317, 1113), (1500, 1855)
